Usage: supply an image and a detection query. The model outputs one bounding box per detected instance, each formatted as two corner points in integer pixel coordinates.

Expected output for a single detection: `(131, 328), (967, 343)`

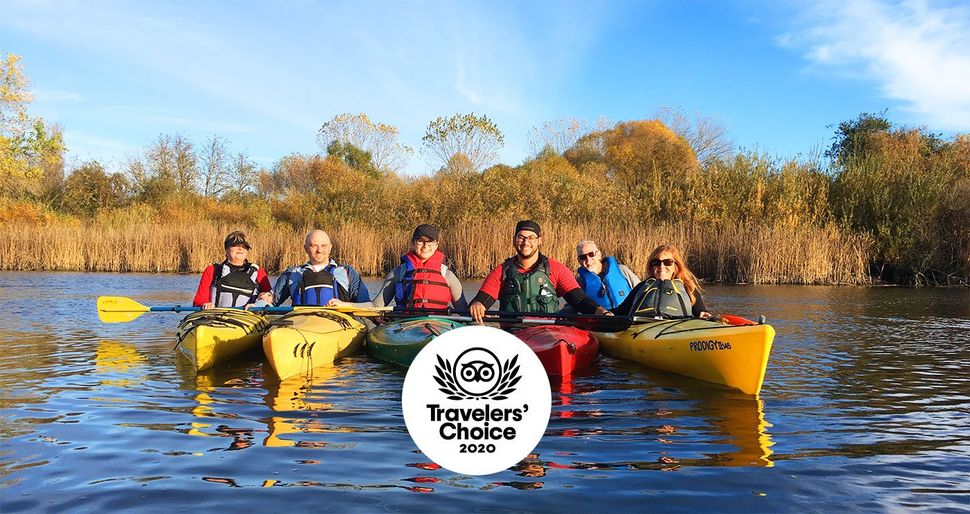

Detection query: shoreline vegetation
(2, 54), (968, 285)
(0, 220), (872, 284)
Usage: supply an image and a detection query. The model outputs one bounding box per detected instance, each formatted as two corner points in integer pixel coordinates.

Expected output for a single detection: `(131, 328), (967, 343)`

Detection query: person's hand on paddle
(327, 298), (348, 307)
(257, 292), (273, 304)
(469, 301), (486, 324)
(595, 306), (614, 316)
(202, 302), (215, 310)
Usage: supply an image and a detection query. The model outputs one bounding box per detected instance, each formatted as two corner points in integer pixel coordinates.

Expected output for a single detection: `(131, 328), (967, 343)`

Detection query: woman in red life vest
(192, 231), (273, 310)
(328, 224), (468, 310)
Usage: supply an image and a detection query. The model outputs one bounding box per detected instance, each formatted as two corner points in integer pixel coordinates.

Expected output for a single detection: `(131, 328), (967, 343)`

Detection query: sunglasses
(649, 258), (675, 267)
(577, 251), (597, 262)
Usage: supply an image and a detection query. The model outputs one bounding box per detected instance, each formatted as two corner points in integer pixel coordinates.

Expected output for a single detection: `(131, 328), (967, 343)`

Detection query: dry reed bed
(0, 220), (871, 284)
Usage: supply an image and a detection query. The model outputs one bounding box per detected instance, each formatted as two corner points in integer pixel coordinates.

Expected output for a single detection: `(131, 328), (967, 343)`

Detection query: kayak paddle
(96, 296), (392, 323)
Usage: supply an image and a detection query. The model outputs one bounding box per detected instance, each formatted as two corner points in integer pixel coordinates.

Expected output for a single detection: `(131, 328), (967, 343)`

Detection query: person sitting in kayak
(271, 229), (370, 306)
(575, 239), (640, 310)
(328, 223), (468, 310)
(192, 231), (273, 310)
(614, 244), (711, 319)
(468, 220), (611, 324)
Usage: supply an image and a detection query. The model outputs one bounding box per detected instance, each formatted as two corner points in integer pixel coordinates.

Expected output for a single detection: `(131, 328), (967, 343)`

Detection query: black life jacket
(210, 261), (260, 308)
(630, 278), (693, 319)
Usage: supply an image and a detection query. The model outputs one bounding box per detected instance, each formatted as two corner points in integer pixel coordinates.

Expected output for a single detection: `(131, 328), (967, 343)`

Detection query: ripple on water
(1, 276), (968, 511)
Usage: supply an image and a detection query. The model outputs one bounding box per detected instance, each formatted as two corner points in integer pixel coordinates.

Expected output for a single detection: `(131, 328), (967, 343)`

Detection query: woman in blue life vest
(613, 244), (711, 319)
(575, 239), (640, 310)
(329, 224), (468, 310)
(271, 229), (370, 306)
(192, 231), (273, 309)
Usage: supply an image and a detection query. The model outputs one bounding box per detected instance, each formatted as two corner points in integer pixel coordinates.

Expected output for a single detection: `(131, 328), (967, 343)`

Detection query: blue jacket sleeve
(348, 267), (370, 302)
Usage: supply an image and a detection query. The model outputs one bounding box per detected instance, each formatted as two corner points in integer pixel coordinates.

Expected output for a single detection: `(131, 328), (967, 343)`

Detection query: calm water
(1, 271), (968, 512)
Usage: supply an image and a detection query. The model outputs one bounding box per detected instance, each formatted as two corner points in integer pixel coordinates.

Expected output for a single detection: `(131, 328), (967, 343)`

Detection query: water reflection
(94, 340), (147, 387)
(263, 366), (349, 448)
(2, 273), (968, 511)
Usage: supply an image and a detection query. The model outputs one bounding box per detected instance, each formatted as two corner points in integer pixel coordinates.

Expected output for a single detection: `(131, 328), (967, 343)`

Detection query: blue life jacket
(292, 265), (352, 306)
(577, 256), (632, 310)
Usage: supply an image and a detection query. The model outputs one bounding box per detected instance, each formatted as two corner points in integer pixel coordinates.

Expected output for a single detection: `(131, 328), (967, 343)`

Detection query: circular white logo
(401, 325), (551, 476)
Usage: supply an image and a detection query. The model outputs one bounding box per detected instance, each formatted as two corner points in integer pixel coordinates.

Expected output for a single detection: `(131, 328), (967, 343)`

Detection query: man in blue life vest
(271, 229), (370, 306)
(575, 240), (640, 310)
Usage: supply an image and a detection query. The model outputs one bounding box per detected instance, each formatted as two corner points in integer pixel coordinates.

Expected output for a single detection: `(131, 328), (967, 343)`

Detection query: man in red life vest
(469, 220), (610, 324)
(329, 224), (467, 309)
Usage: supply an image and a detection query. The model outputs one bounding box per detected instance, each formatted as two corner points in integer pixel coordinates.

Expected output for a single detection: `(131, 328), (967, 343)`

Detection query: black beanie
(411, 224), (439, 241)
(514, 220), (542, 236)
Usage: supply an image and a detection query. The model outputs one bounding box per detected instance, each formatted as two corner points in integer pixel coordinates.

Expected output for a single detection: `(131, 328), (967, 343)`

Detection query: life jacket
(292, 264), (352, 306)
(578, 256), (632, 310)
(394, 250), (453, 309)
(499, 254), (559, 313)
(210, 260), (260, 308)
(630, 278), (693, 319)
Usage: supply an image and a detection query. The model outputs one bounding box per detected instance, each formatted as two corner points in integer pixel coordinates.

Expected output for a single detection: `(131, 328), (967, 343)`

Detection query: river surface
(1, 272), (968, 512)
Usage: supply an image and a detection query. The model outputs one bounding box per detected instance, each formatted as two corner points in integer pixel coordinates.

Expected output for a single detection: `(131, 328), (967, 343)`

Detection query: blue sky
(2, 0), (968, 174)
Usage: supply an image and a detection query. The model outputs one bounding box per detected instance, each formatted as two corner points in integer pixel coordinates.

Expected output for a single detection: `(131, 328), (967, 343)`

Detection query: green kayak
(366, 316), (466, 367)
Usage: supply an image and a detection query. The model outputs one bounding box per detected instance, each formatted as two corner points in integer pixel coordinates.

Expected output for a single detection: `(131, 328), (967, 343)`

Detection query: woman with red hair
(613, 244), (711, 319)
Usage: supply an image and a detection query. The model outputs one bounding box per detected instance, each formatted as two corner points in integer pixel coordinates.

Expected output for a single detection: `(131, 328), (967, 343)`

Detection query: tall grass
(0, 219), (872, 284)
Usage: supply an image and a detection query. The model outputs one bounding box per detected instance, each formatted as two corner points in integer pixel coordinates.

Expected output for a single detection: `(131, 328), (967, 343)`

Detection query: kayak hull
(176, 308), (269, 371)
(514, 325), (599, 376)
(263, 308), (367, 380)
(367, 316), (466, 367)
(594, 319), (774, 395)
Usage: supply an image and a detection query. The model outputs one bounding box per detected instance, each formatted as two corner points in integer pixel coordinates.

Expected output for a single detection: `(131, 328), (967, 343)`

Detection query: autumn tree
(0, 54), (65, 199)
(316, 113), (412, 173)
(422, 113), (504, 172)
(569, 120), (698, 221)
(1, 54), (31, 134)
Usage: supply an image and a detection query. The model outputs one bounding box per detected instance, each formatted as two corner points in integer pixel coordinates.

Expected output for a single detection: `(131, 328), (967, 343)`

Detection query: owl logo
(434, 347), (521, 400)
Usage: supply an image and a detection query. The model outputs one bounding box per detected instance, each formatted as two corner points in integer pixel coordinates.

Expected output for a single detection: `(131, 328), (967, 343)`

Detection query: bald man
(271, 229), (370, 306)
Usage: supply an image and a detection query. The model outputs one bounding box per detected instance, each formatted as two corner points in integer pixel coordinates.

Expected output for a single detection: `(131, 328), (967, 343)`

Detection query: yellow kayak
(175, 308), (270, 371)
(594, 318), (774, 395)
(262, 308), (367, 380)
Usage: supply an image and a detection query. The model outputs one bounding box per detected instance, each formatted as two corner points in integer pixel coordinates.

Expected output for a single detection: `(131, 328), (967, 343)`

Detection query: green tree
(826, 111), (892, 164)
(61, 161), (129, 216)
(316, 113), (412, 173)
(326, 140), (379, 178)
(422, 113), (504, 172)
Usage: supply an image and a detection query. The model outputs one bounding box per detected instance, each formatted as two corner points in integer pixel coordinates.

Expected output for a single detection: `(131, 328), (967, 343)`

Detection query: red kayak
(513, 325), (599, 376)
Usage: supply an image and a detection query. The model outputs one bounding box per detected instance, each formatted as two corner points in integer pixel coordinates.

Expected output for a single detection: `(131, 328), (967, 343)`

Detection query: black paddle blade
(559, 315), (634, 332)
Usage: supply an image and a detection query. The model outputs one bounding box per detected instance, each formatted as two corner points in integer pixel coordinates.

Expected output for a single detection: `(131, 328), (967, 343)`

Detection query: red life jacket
(394, 250), (453, 309)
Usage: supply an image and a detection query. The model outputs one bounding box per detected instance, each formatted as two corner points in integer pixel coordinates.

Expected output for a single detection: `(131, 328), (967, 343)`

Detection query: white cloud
(786, 0), (970, 130)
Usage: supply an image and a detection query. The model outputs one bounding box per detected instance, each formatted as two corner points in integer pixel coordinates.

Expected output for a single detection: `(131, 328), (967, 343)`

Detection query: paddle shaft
(145, 305), (295, 314)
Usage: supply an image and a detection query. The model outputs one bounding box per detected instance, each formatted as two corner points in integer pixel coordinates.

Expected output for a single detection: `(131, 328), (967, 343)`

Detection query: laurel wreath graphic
(434, 353), (521, 400)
